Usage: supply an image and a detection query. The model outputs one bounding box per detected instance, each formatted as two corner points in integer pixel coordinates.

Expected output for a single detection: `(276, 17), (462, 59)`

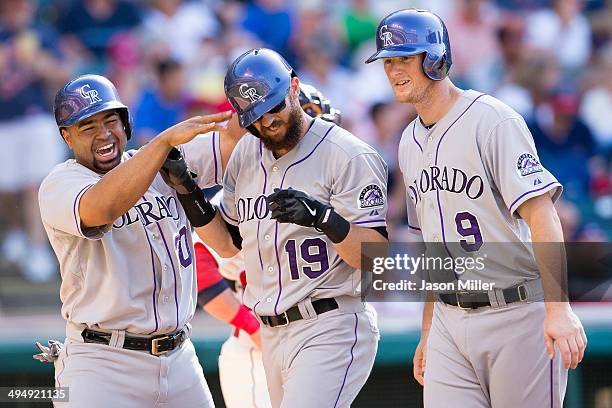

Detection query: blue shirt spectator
(132, 58), (187, 147)
(241, 0), (293, 58)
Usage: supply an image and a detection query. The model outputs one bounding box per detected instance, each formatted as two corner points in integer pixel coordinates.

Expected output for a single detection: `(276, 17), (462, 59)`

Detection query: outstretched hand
(159, 111), (232, 147)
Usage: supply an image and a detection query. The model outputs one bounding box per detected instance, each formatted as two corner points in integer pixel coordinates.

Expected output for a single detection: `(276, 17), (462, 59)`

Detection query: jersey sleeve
(483, 117), (562, 217)
(219, 144), (240, 226)
(181, 131), (223, 189)
(330, 153), (388, 228)
(405, 189), (422, 234)
(38, 166), (109, 240)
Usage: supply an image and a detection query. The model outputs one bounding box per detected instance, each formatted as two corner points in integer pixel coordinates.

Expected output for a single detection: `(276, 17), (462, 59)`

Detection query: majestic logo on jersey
(358, 184), (385, 209)
(516, 153), (543, 177)
(79, 84), (102, 105)
(379, 25), (395, 46)
(407, 166), (484, 205)
(239, 83), (262, 103)
(236, 194), (269, 224)
(112, 195), (179, 229)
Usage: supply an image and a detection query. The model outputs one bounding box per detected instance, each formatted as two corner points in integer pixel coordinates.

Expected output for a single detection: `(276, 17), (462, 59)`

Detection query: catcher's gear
(33, 340), (64, 363)
(299, 83), (342, 126)
(224, 48), (295, 128)
(54, 74), (132, 139)
(267, 188), (350, 243)
(365, 9), (452, 81)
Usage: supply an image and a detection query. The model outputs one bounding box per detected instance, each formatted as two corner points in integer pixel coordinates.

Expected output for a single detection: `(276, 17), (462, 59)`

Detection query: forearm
(195, 212), (240, 258)
(334, 225), (388, 269)
(80, 136), (172, 227)
(421, 296), (434, 337)
(518, 196), (568, 306)
(202, 288), (241, 323)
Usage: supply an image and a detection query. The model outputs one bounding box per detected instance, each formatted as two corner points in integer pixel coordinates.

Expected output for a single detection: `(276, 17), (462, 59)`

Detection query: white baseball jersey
(399, 90), (562, 289)
(39, 132), (223, 335)
(219, 118), (388, 316)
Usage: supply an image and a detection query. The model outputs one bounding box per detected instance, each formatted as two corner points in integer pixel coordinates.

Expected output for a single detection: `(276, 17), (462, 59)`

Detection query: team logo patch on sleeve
(358, 184), (385, 209)
(516, 153), (543, 177)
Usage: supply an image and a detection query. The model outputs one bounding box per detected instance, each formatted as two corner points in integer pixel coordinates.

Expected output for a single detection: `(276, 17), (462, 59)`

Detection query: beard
(396, 79), (436, 105)
(259, 103), (304, 153)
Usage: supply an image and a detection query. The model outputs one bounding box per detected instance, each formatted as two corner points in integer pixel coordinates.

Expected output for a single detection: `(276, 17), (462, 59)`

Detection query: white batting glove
(33, 340), (64, 363)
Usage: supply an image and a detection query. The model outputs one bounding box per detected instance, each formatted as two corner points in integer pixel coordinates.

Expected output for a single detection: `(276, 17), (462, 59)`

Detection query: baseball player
(366, 9), (587, 407)
(37, 74), (233, 407)
(161, 48), (386, 408)
(194, 85), (343, 408)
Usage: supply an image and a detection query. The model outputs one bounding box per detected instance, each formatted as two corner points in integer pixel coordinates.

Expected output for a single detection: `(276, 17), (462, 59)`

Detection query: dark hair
(156, 58), (182, 78)
(369, 102), (389, 121)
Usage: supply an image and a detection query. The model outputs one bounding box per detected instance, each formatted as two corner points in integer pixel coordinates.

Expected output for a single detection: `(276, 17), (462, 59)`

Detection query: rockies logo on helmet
(79, 84), (102, 105)
(239, 83), (262, 103)
(379, 25), (394, 47)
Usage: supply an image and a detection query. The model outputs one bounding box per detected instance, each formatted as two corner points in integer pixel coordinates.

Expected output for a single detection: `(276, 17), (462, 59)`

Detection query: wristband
(316, 208), (350, 244)
(229, 305), (260, 335)
(176, 189), (217, 227)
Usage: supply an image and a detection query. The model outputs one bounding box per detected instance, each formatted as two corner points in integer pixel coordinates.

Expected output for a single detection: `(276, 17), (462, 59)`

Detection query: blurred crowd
(0, 0), (610, 284)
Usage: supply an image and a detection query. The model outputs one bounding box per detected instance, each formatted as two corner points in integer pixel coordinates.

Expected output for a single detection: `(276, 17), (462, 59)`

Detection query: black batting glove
(267, 188), (350, 243)
(160, 147), (198, 195)
(160, 147), (217, 227)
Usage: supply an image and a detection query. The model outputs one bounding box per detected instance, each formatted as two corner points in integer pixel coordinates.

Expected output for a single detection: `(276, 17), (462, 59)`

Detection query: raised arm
(79, 112), (231, 228)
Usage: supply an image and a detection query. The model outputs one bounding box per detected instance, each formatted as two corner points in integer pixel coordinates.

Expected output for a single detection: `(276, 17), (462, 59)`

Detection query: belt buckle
(517, 284), (527, 302)
(455, 292), (470, 310)
(151, 335), (170, 356)
(276, 311), (289, 327)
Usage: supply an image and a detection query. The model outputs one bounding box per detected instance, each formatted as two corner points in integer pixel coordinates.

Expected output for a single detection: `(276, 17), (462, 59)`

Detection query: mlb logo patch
(516, 153), (543, 177)
(358, 184), (385, 209)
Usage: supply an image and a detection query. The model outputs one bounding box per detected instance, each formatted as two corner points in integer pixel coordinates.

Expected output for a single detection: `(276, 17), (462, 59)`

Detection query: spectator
(525, 0), (592, 74)
(140, 0), (219, 64)
(241, 0), (294, 60)
(529, 91), (596, 200)
(298, 39), (358, 131)
(339, 0), (378, 55)
(490, 15), (535, 117)
(513, 54), (562, 121)
(443, 0), (501, 89)
(0, 0), (68, 281)
(132, 58), (188, 147)
(57, 0), (141, 73)
(580, 45), (612, 150)
(367, 101), (413, 228)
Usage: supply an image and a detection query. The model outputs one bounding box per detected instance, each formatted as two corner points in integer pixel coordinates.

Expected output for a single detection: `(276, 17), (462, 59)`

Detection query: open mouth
(94, 143), (117, 161)
(395, 79), (411, 87)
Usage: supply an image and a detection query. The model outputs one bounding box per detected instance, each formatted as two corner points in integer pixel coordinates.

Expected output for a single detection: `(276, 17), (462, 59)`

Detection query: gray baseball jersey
(399, 90), (567, 407)
(39, 132), (223, 335)
(399, 90), (562, 289)
(219, 117), (388, 316)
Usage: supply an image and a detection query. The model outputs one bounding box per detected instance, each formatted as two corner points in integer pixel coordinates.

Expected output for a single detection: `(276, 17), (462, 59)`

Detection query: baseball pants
(218, 331), (272, 408)
(424, 301), (568, 407)
(53, 329), (214, 408)
(260, 297), (379, 408)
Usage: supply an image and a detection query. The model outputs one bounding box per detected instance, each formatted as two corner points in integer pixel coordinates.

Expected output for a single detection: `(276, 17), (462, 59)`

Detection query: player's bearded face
(64, 111), (127, 174)
(383, 54), (434, 104)
(255, 96), (303, 152)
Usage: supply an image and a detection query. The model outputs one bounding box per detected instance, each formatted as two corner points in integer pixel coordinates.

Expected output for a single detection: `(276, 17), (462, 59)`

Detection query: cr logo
(379, 25), (395, 47)
(239, 83), (262, 103)
(80, 84), (102, 104)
